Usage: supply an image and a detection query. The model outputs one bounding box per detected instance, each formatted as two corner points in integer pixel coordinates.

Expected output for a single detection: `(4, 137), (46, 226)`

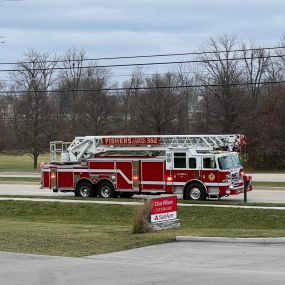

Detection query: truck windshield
(218, 154), (241, 170)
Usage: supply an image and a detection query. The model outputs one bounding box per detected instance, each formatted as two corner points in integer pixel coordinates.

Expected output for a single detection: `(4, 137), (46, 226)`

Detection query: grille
(231, 172), (240, 187)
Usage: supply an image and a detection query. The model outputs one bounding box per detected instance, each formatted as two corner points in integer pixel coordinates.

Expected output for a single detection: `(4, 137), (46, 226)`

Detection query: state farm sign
(150, 196), (177, 223)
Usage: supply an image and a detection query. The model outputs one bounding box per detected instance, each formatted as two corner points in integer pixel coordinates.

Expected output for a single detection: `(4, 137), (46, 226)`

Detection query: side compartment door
(41, 166), (52, 189)
(57, 167), (74, 190)
(116, 161), (133, 190)
(140, 160), (165, 192)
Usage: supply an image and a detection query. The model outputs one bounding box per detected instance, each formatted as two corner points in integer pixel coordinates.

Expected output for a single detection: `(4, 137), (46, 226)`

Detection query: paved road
(1, 242), (285, 285)
(0, 172), (40, 178)
(248, 173), (285, 182)
(0, 184), (73, 197)
(0, 184), (285, 203)
(220, 188), (285, 203)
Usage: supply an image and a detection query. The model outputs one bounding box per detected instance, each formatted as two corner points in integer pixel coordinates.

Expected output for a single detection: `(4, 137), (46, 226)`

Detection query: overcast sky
(0, 0), (285, 64)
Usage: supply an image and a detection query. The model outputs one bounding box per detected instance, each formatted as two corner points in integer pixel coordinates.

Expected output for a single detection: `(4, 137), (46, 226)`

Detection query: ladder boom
(50, 134), (246, 162)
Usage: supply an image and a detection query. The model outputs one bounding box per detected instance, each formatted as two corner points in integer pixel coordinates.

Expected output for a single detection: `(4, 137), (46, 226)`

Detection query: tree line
(0, 34), (284, 169)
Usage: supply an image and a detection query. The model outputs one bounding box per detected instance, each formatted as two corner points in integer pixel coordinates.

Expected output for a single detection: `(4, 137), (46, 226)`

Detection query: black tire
(119, 192), (135, 198)
(76, 181), (94, 198)
(98, 181), (116, 198)
(184, 183), (206, 201)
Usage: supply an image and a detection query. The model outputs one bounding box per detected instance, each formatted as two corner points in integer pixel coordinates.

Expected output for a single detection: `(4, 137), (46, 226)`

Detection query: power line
(0, 46), (283, 66)
(0, 54), (283, 73)
(0, 69), (210, 83)
(0, 80), (284, 95)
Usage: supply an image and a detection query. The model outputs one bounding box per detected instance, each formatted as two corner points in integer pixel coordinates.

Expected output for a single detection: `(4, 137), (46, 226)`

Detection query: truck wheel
(98, 182), (116, 198)
(76, 181), (94, 198)
(119, 192), (135, 198)
(185, 183), (206, 201)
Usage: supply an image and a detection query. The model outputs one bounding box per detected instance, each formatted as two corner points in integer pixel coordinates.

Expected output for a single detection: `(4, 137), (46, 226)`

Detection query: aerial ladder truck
(41, 134), (252, 200)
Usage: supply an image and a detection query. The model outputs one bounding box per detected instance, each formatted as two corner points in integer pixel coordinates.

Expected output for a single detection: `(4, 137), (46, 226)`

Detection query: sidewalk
(176, 236), (285, 244)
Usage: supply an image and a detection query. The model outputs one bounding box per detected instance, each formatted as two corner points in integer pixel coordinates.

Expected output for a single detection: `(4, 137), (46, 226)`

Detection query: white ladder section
(50, 134), (245, 162)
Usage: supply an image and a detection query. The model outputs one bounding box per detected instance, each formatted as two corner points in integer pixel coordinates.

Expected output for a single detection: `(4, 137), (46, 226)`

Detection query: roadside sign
(150, 196), (180, 231)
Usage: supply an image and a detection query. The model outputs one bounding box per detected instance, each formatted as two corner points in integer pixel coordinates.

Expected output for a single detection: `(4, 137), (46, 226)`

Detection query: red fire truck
(41, 134), (252, 200)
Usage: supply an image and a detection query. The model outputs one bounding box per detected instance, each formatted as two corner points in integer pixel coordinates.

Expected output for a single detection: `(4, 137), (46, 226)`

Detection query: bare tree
(0, 89), (9, 150)
(75, 66), (114, 134)
(176, 64), (198, 133)
(276, 35), (285, 70)
(136, 73), (179, 134)
(11, 50), (57, 168)
(242, 43), (270, 107)
(120, 68), (144, 133)
(249, 84), (285, 169)
(57, 48), (86, 135)
(196, 34), (245, 133)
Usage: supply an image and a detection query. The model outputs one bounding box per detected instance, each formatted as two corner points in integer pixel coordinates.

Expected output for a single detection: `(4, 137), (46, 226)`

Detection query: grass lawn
(0, 201), (285, 257)
(0, 154), (50, 171)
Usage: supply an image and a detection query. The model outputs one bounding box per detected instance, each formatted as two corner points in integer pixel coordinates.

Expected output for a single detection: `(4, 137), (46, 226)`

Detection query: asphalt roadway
(0, 183), (285, 203)
(1, 241), (285, 285)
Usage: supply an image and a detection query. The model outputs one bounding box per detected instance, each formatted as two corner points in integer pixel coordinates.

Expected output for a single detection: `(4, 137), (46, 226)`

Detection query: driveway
(1, 242), (285, 285)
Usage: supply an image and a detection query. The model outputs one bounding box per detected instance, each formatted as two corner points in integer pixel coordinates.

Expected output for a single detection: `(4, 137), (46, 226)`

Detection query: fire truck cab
(41, 134), (252, 200)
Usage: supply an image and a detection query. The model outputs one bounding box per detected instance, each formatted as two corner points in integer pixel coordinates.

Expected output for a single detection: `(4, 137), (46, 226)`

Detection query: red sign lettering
(101, 137), (160, 145)
(151, 196), (177, 215)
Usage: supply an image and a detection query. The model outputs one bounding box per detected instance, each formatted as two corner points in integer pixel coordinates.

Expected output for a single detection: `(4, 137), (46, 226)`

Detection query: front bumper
(225, 185), (244, 196)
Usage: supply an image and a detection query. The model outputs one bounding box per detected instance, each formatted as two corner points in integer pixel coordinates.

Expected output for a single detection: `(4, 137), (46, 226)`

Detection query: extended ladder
(50, 134), (246, 162)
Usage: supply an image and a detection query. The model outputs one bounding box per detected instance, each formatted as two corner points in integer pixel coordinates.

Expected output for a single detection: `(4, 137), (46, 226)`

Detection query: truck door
(172, 152), (188, 183)
(200, 156), (219, 196)
(187, 155), (199, 180)
(171, 152), (199, 182)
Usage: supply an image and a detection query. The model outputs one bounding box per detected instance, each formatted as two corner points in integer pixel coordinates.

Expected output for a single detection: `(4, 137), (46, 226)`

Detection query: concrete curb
(0, 197), (142, 206)
(1, 197), (285, 210)
(176, 236), (285, 244)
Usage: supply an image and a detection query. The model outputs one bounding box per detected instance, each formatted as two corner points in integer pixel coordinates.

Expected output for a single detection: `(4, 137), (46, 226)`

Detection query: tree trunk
(33, 154), (38, 169)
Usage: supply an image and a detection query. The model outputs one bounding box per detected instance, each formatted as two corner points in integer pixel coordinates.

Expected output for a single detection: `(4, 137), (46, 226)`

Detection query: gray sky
(0, 0), (284, 63)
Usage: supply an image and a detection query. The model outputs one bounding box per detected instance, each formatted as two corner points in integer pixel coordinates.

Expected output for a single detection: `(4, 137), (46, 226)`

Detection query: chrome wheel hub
(80, 187), (90, 197)
(101, 186), (111, 198)
(190, 187), (201, 200)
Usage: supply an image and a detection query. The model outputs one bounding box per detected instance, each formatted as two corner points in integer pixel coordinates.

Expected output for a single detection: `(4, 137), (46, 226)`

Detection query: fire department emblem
(208, 173), (215, 181)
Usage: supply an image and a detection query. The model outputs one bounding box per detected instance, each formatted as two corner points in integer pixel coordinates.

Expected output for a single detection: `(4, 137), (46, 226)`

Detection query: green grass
(0, 154), (50, 171)
(0, 201), (285, 257)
